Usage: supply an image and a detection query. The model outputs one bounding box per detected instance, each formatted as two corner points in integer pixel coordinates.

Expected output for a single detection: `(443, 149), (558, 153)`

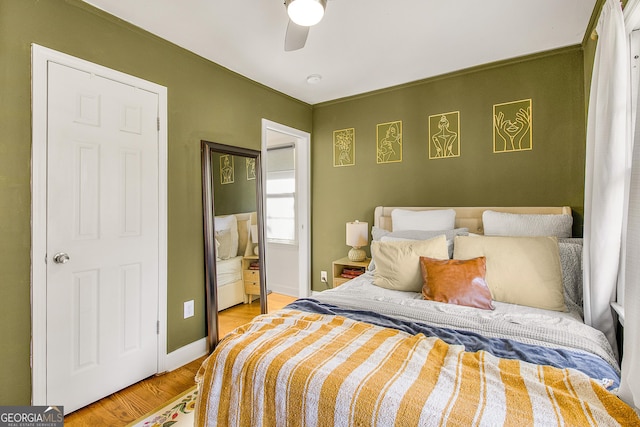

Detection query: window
(266, 145), (296, 244)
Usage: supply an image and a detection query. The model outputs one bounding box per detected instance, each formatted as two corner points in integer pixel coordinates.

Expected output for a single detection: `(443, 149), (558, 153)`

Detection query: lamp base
(254, 245), (259, 256)
(348, 247), (366, 262)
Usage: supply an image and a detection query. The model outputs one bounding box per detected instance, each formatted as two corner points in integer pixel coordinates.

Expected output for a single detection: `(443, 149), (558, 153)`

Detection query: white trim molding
(261, 119), (311, 299)
(165, 338), (208, 372)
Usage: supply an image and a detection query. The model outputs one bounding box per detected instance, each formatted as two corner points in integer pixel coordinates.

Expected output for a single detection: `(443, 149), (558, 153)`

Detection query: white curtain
(620, 100), (640, 409)
(620, 0), (640, 410)
(584, 0), (629, 353)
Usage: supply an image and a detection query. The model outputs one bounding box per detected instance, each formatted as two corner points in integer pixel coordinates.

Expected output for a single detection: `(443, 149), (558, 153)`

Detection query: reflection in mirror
(201, 141), (266, 351)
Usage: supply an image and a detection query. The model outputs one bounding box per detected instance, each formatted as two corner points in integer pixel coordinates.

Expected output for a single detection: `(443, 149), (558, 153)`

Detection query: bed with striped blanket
(195, 292), (639, 425)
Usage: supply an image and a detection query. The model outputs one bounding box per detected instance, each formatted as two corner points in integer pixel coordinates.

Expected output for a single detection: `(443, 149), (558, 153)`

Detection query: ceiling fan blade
(284, 20), (309, 51)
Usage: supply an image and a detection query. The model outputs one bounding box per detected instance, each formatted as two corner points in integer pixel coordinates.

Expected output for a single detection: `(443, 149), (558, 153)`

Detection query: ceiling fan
(284, 0), (328, 51)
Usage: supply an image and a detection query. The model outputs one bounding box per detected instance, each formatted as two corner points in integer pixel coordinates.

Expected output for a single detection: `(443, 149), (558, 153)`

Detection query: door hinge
(157, 117), (160, 131)
(157, 320), (160, 335)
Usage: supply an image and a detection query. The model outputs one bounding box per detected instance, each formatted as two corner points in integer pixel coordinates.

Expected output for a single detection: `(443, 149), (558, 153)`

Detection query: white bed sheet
(216, 255), (242, 287)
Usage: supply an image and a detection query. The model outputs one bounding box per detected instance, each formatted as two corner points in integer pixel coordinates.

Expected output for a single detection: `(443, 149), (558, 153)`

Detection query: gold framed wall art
(333, 128), (356, 167)
(246, 158), (256, 180)
(220, 154), (234, 184)
(428, 111), (460, 159)
(493, 99), (532, 153)
(376, 121), (402, 164)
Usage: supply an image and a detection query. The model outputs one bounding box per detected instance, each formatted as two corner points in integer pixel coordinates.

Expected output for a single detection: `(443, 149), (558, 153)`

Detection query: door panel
(46, 62), (159, 412)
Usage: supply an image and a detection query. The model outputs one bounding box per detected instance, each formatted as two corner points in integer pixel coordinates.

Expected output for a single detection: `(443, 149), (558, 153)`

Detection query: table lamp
(346, 220), (368, 262)
(251, 224), (259, 256)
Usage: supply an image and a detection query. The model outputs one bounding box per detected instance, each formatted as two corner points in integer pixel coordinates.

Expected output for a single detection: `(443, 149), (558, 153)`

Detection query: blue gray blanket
(286, 298), (620, 390)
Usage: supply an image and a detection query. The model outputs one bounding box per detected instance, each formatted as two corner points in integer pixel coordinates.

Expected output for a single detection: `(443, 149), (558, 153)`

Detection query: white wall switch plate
(184, 300), (194, 319)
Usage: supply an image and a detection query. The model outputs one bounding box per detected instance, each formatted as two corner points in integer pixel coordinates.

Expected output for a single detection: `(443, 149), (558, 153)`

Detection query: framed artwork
(428, 111), (460, 159)
(333, 128), (355, 167)
(493, 99), (532, 153)
(376, 121), (402, 164)
(220, 154), (234, 184)
(246, 158), (256, 180)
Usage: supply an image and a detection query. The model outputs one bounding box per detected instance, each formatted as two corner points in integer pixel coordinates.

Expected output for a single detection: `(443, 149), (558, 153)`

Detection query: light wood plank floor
(64, 292), (296, 426)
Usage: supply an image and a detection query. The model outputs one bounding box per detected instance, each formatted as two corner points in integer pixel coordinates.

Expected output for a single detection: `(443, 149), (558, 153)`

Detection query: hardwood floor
(64, 292), (296, 426)
(63, 356), (206, 426)
(218, 291), (296, 337)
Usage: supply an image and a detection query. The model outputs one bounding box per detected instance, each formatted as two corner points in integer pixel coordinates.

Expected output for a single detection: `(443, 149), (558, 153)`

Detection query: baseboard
(268, 283), (298, 297)
(164, 337), (208, 372)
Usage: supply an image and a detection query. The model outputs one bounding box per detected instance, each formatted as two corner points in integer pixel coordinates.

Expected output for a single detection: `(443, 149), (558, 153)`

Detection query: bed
(196, 206), (639, 425)
(214, 212), (257, 311)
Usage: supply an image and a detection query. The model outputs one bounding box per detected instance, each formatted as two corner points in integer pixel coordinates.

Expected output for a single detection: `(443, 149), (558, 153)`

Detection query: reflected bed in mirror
(201, 141), (267, 350)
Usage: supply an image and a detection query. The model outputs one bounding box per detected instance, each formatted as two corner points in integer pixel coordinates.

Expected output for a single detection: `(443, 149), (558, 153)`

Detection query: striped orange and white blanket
(195, 309), (639, 426)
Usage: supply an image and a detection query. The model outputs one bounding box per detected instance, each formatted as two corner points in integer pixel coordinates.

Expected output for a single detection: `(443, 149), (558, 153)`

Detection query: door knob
(53, 252), (70, 264)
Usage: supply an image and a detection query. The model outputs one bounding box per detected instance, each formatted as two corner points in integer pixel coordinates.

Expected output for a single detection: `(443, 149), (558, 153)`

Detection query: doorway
(31, 45), (168, 411)
(261, 120), (310, 298)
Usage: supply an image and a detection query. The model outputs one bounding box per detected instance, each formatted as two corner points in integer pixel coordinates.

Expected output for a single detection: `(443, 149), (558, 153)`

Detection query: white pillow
(372, 235), (449, 292)
(482, 210), (572, 238)
(391, 209), (456, 231)
(453, 235), (566, 311)
(214, 215), (238, 257)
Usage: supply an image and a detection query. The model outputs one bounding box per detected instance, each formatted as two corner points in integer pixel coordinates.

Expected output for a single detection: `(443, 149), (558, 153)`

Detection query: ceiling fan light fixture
(286, 0), (327, 27)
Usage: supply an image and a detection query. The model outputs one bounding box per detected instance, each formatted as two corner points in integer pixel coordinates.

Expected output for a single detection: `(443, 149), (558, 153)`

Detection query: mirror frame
(201, 140), (267, 351)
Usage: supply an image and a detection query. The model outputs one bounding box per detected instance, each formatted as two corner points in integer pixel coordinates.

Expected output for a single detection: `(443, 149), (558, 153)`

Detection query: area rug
(128, 386), (198, 427)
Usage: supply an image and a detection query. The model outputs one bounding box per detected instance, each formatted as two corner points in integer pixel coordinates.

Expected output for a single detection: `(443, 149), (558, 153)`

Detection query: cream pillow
(453, 235), (566, 311)
(391, 209), (456, 231)
(214, 215), (238, 257)
(372, 235), (449, 292)
(215, 229), (233, 260)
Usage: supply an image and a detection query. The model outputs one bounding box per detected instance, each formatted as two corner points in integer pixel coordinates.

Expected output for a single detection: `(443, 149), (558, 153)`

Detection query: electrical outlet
(184, 300), (194, 319)
(320, 271), (328, 283)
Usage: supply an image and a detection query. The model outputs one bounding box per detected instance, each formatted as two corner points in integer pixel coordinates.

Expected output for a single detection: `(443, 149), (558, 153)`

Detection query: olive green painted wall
(311, 47), (586, 291)
(0, 0), (311, 405)
(212, 153), (258, 216)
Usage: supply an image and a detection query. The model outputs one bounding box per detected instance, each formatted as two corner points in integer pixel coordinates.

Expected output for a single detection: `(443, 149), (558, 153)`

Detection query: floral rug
(128, 386), (198, 427)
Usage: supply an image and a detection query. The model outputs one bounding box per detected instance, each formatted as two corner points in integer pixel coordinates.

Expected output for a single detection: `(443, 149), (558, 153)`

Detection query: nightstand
(332, 256), (370, 288)
(242, 255), (260, 302)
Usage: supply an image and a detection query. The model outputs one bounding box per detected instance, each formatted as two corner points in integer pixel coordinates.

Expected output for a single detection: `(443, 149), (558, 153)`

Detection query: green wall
(211, 153), (258, 216)
(310, 47), (587, 291)
(0, 0), (311, 405)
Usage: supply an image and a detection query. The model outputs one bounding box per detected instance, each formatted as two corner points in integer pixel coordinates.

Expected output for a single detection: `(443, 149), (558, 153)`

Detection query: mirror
(201, 140), (266, 351)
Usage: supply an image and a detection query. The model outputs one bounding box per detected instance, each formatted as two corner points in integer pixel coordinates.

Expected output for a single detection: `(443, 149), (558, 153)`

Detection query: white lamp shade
(250, 224), (259, 244)
(346, 221), (368, 248)
(287, 0), (326, 26)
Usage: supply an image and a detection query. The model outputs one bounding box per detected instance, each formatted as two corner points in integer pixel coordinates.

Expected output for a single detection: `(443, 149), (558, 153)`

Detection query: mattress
(216, 255), (242, 287)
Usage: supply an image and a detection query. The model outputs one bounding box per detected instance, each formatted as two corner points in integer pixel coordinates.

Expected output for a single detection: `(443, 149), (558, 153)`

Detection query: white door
(45, 61), (160, 412)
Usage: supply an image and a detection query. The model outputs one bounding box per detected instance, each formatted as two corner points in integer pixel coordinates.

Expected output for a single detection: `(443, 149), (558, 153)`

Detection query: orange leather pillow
(420, 256), (494, 310)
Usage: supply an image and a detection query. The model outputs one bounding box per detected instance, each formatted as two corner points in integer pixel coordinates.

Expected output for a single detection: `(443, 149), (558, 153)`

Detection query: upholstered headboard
(233, 211), (258, 257)
(373, 206), (572, 235)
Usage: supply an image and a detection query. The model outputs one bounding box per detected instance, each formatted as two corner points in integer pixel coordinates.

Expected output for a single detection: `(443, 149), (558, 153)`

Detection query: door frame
(261, 119), (311, 298)
(30, 44), (168, 405)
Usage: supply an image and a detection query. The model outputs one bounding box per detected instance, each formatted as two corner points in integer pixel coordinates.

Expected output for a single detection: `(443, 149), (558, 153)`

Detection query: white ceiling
(82, 0), (597, 105)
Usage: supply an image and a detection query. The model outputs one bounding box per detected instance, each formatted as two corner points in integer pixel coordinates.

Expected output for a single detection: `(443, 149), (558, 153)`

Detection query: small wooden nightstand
(332, 257), (370, 288)
(242, 255), (260, 302)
